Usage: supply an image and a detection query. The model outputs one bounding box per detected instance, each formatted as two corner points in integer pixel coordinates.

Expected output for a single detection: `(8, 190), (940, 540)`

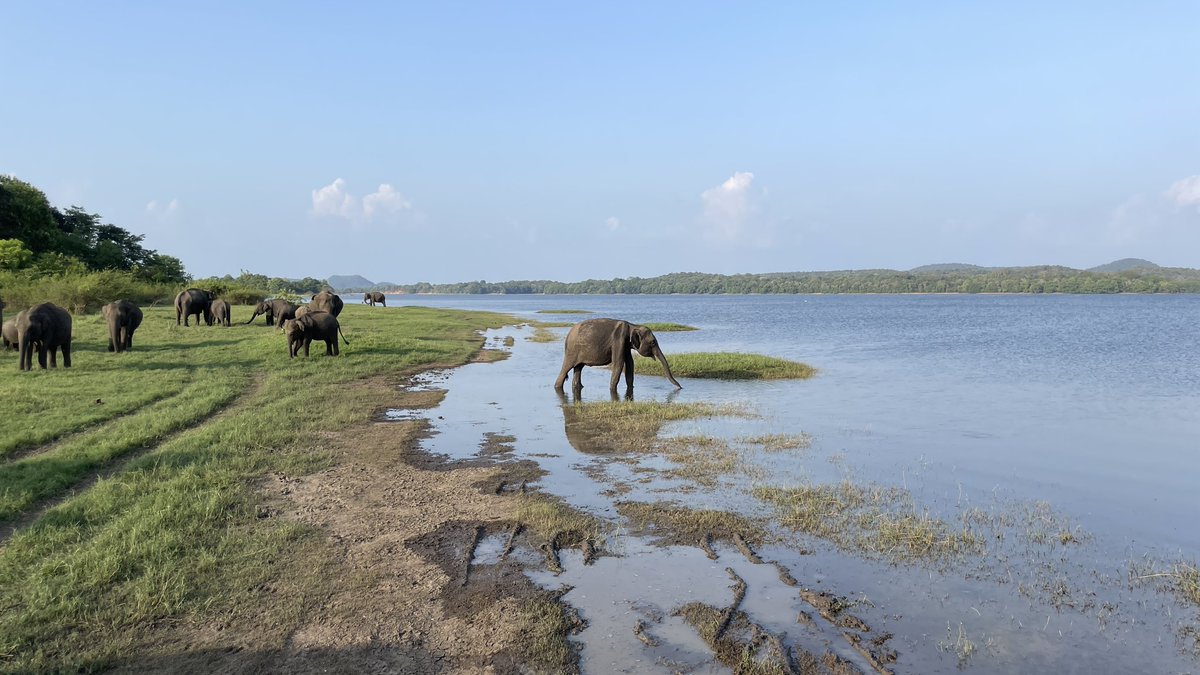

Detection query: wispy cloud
(145, 198), (179, 215)
(604, 216), (621, 232)
(699, 171), (769, 243)
(311, 178), (413, 224)
(1166, 175), (1200, 209)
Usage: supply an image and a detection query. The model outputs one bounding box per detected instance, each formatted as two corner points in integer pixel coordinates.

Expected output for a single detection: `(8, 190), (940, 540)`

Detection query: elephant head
(629, 324), (682, 389)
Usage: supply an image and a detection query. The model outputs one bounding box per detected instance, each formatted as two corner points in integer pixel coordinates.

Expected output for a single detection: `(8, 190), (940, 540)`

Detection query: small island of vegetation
(637, 352), (816, 380)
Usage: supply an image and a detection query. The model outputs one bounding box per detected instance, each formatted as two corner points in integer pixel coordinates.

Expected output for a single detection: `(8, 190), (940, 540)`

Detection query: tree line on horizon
(356, 266), (1200, 295)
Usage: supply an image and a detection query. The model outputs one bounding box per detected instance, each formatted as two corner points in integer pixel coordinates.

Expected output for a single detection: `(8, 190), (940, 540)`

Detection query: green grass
(0, 304), (510, 671)
(562, 400), (748, 454)
(534, 309), (593, 314)
(635, 352), (816, 380)
(641, 322), (698, 332)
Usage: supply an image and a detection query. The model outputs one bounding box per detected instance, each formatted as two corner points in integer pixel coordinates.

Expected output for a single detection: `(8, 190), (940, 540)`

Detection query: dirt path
(120, 378), (557, 674)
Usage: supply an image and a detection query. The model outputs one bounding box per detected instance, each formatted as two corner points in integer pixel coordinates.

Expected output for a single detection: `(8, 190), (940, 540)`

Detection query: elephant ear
(629, 327), (643, 351)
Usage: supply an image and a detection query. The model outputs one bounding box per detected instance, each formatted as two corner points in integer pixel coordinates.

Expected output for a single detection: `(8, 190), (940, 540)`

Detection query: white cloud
(699, 171), (768, 243)
(1166, 175), (1200, 209)
(145, 198), (179, 216)
(604, 216), (621, 232)
(311, 178), (413, 225)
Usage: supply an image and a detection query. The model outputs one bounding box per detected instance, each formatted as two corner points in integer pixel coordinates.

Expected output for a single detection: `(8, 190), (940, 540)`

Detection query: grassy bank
(636, 352), (816, 380)
(0, 304), (509, 671)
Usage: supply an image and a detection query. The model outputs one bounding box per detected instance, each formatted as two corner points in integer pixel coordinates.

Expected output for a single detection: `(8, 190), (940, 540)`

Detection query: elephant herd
(2, 288), (377, 371)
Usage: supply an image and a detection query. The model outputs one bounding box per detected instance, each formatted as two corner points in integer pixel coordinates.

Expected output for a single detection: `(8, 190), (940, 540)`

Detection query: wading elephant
(554, 318), (682, 393)
(246, 299), (297, 327)
(102, 299), (143, 353)
(209, 298), (231, 327)
(308, 290), (344, 317)
(282, 311), (349, 357)
(2, 316), (19, 351)
(175, 289), (214, 326)
(17, 302), (72, 371)
(363, 291), (386, 307)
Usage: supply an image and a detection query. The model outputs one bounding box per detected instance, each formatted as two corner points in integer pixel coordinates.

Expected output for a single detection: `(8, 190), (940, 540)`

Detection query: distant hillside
(327, 275), (375, 291)
(1088, 258), (1160, 273)
(909, 263), (992, 273)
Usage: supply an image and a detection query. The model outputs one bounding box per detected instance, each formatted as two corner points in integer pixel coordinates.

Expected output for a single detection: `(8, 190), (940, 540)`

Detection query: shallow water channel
(382, 295), (1200, 674)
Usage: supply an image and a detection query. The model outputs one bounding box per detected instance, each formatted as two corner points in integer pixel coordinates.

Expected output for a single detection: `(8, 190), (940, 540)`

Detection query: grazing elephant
(282, 311), (349, 357)
(308, 290), (344, 317)
(175, 289), (214, 326)
(246, 299), (297, 327)
(2, 316), (18, 351)
(363, 291), (386, 307)
(554, 318), (682, 393)
(209, 298), (231, 327)
(102, 299), (143, 353)
(17, 302), (72, 371)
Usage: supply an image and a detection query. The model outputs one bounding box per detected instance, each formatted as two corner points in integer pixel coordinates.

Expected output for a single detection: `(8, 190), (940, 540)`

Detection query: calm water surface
(379, 293), (1200, 673)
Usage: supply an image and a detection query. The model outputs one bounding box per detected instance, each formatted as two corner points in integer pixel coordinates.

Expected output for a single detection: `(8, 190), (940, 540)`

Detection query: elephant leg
(62, 344), (71, 368)
(572, 364), (584, 389)
(554, 358), (574, 389)
(303, 338), (311, 357)
(38, 344), (49, 369)
(609, 362), (623, 391)
(624, 355), (635, 391)
(332, 338), (339, 356)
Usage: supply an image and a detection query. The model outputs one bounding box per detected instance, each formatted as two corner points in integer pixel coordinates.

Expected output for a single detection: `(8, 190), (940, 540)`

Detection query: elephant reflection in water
(555, 387), (681, 455)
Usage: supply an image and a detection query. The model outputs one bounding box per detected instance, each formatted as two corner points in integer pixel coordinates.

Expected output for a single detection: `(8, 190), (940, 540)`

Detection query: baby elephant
(209, 298), (231, 327)
(102, 299), (144, 353)
(283, 311), (349, 358)
(2, 317), (17, 351)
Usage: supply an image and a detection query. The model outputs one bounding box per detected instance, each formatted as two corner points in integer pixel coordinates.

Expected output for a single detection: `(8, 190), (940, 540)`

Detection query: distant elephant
(102, 299), (143, 353)
(282, 311), (349, 357)
(209, 298), (231, 327)
(363, 291), (386, 307)
(554, 318), (682, 392)
(175, 289), (214, 326)
(308, 290), (344, 317)
(2, 316), (18, 351)
(17, 302), (72, 371)
(246, 299), (297, 327)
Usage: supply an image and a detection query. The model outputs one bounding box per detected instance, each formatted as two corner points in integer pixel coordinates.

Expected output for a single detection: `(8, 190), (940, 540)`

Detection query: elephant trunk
(109, 319), (120, 353)
(654, 346), (682, 389)
(18, 332), (31, 371)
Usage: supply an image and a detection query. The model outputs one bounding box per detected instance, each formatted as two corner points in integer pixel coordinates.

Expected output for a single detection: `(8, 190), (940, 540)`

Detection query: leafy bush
(0, 270), (175, 314)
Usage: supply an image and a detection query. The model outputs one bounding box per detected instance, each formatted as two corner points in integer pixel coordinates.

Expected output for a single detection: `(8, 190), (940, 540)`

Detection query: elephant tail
(338, 326), (350, 345)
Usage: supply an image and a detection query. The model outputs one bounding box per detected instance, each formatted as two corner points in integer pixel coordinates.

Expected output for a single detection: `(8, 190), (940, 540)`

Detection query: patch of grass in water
(635, 352), (816, 380)
(739, 433), (812, 452)
(565, 401), (749, 454)
(535, 309), (593, 314)
(526, 327), (560, 343)
(514, 595), (583, 674)
(642, 322), (698, 332)
(617, 501), (767, 546)
(515, 494), (603, 545)
(754, 481), (983, 563)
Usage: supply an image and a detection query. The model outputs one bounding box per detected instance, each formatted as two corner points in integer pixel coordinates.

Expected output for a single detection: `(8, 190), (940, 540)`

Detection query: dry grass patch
(527, 327), (560, 343)
(740, 433), (812, 452)
(617, 501), (767, 547)
(565, 401), (748, 454)
(513, 595), (584, 674)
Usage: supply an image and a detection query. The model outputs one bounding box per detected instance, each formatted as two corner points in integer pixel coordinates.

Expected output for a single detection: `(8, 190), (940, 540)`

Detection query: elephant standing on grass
(308, 290), (344, 317)
(175, 289), (214, 326)
(102, 299), (143, 353)
(246, 299), (297, 327)
(283, 311), (349, 357)
(209, 299), (231, 327)
(17, 303), (72, 371)
(554, 318), (682, 393)
(2, 316), (19, 351)
(363, 291), (386, 307)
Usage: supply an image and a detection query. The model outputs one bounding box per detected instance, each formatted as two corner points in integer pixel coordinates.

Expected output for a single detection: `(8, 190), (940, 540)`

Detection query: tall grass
(0, 270), (176, 314)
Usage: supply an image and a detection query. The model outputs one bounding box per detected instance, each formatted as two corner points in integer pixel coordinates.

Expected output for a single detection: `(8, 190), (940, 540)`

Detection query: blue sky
(2, 2), (1197, 282)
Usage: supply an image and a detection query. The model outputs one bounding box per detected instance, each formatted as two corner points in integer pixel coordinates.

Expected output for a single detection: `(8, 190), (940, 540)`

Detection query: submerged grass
(563, 400), (749, 454)
(0, 304), (511, 671)
(635, 352), (816, 380)
(618, 501), (767, 546)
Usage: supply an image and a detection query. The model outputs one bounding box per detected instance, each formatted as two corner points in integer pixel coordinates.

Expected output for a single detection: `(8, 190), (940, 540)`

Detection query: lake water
(377, 293), (1200, 673)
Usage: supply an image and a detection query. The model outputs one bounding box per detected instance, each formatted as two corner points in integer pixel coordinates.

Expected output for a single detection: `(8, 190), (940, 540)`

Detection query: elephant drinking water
(554, 318), (682, 393)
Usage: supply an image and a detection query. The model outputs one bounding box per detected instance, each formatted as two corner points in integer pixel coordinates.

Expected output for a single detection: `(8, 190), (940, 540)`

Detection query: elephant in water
(308, 290), (344, 317)
(209, 298), (231, 327)
(363, 291), (386, 307)
(175, 288), (214, 326)
(17, 302), (72, 371)
(282, 311), (349, 357)
(554, 318), (682, 393)
(102, 299), (143, 353)
(246, 299), (297, 327)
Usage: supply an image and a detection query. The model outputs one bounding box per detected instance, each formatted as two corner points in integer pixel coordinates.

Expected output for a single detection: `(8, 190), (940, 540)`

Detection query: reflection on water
(384, 294), (1200, 673)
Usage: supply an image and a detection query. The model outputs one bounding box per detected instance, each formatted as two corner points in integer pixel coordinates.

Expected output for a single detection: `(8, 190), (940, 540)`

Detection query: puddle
(386, 325), (1200, 674)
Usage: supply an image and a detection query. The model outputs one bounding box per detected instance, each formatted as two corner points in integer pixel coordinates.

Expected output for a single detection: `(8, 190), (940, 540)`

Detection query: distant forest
(353, 265), (1200, 295)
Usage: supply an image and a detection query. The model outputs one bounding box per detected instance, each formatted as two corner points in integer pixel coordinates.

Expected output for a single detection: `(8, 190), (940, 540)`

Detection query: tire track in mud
(0, 374), (262, 547)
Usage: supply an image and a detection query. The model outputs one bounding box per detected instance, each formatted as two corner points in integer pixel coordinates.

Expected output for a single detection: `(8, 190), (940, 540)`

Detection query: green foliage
(0, 238), (33, 270)
(0, 305), (511, 670)
(0, 269), (175, 314)
(194, 271), (329, 301)
(641, 322), (698, 332)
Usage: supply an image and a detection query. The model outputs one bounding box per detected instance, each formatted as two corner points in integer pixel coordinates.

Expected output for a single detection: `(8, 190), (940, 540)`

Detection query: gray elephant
(2, 316), (19, 351)
(282, 311), (349, 357)
(294, 305), (311, 319)
(363, 291), (386, 307)
(246, 299), (297, 327)
(175, 289), (214, 326)
(209, 298), (231, 327)
(17, 302), (73, 371)
(308, 290), (344, 317)
(554, 318), (682, 392)
(102, 299), (143, 353)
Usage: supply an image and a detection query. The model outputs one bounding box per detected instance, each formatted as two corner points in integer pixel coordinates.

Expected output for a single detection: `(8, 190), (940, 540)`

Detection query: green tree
(0, 238), (33, 270)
